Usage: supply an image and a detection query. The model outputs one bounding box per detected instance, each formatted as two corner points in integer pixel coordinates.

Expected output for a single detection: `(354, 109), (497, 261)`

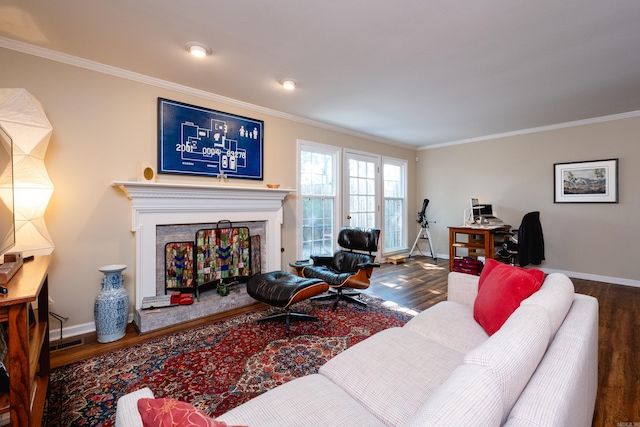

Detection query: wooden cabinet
(448, 226), (510, 271)
(0, 255), (51, 426)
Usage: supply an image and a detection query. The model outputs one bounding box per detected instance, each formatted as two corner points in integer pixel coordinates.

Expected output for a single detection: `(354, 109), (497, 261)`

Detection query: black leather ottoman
(247, 271), (329, 336)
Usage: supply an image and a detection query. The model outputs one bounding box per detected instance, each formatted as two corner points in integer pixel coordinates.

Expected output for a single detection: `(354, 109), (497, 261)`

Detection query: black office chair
(301, 227), (380, 310)
(497, 211), (545, 267)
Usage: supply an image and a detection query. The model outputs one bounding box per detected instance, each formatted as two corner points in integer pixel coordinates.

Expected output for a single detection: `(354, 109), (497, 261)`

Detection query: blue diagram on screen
(159, 98), (264, 179)
(179, 119), (256, 174)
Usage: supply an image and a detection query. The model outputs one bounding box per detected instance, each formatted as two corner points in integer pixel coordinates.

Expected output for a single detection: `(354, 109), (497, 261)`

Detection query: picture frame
(158, 98), (264, 180)
(554, 158), (618, 203)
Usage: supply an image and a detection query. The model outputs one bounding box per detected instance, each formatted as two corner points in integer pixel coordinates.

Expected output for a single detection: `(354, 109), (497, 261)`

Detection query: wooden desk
(448, 226), (510, 271)
(0, 255), (51, 427)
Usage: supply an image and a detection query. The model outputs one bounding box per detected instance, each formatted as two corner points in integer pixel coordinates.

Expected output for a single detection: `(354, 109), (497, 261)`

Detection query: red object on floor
(452, 257), (484, 275)
(179, 295), (193, 305)
(170, 292), (181, 305)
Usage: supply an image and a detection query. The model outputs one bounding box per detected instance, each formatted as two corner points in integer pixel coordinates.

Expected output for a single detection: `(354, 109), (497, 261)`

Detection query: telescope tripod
(409, 217), (437, 261)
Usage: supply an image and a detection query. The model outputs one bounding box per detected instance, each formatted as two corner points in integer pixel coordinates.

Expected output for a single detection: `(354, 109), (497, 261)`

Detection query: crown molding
(419, 110), (640, 150)
(5, 36), (637, 153)
(0, 37), (407, 149)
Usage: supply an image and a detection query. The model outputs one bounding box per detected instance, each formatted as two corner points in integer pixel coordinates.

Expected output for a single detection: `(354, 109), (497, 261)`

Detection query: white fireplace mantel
(113, 181), (295, 309)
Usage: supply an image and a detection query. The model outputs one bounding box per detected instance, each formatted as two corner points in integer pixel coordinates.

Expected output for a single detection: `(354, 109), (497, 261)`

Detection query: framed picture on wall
(554, 158), (618, 203)
(158, 98), (264, 180)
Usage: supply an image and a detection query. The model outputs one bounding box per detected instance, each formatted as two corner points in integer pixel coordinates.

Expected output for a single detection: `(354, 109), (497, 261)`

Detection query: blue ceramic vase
(94, 264), (129, 343)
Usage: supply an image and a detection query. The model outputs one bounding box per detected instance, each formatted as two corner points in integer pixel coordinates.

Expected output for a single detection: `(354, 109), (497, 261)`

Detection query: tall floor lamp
(0, 88), (54, 256)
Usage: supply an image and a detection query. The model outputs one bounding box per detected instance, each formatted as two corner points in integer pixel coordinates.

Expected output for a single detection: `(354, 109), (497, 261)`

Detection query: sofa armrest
(447, 271), (479, 310)
(505, 294), (599, 427)
(115, 387), (155, 427)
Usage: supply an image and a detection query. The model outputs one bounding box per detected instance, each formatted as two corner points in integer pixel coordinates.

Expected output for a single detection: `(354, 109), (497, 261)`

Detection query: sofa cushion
(319, 327), (465, 426)
(404, 364), (502, 427)
(464, 304), (551, 424)
(474, 259), (544, 335)
(216, 374), (386, 427)
(520, 273), (574, 341)
(404, 301), (489, 353)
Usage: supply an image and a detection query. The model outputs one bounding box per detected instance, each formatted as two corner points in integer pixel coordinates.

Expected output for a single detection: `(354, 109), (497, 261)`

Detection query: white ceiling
(1, 0), (640, 148)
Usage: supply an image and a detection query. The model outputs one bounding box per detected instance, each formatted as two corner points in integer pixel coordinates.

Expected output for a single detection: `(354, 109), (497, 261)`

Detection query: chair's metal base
(256, 309), (318, 337)
(311, 289), (367, 311)
(497, 248), (518, 266)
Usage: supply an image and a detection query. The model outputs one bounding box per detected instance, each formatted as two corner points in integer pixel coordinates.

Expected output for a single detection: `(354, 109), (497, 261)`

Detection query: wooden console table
(0, 255), (51, 426)
(448, 226), (510, 271)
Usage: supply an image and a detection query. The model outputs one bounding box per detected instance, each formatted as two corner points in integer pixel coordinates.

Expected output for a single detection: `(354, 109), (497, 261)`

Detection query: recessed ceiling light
(185, 42), (211, 58)
(281, 79), (297, 90)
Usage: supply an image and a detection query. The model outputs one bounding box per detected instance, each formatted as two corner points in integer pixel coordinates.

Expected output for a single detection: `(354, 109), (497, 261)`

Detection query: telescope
(409, 198), (436, 261)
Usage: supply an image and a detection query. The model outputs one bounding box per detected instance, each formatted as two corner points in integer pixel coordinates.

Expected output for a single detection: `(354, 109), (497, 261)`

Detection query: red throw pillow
(137, 398), (242, 427)
(473, 259), (544, 335)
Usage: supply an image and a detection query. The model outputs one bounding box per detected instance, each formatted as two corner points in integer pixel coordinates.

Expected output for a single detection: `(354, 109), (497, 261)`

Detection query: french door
(343, 151), (380, 230)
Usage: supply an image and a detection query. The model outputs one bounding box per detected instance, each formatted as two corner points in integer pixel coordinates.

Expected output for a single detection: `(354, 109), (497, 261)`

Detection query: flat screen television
(0, 124), (15, 259)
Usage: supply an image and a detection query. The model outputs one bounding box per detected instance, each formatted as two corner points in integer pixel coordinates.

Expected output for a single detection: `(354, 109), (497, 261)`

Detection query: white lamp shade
(0, 88), (54, 256)
(15, 217), (54, 254)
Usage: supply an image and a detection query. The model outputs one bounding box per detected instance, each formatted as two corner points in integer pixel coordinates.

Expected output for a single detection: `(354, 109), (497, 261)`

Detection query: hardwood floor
(573, 277), (640, 426)
(363, 256), (450, 310)
(51, 256), (639, 425)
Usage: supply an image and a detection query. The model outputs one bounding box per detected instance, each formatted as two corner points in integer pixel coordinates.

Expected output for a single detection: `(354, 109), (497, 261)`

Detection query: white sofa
(116, 271), (598, 426)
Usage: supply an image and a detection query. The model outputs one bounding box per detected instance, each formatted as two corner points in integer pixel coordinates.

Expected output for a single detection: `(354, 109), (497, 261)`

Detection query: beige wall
(3, 45), (638, 337)
(0, 47), (418, 335)
(416, 117), (640, 284)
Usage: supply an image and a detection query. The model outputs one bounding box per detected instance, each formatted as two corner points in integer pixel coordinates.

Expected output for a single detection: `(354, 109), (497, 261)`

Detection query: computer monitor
(478, 204), (493, 216)
(470, 198), (493, 221)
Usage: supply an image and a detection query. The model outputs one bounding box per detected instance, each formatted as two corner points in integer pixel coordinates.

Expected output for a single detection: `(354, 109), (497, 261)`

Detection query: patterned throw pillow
(137, 398), (244, 427)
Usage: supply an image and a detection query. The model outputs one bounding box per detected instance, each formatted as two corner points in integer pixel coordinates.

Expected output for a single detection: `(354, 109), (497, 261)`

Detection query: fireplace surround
(114, 181), (293, 332)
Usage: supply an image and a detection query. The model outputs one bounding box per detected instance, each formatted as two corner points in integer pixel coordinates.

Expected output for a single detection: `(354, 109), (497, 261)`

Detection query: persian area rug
(46, 294), (416, 426)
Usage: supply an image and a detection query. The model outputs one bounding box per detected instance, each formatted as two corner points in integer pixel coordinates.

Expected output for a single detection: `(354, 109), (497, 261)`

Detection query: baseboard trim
(49, 314), (134, 342)
(434, 253), (640, 288)
(540, 268), (640, 288)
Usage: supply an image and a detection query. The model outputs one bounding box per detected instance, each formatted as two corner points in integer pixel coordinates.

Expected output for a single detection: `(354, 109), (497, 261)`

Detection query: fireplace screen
(164, 223), (262, 299)
(165, 242), (195, 290)
(195, 226), (252, 286)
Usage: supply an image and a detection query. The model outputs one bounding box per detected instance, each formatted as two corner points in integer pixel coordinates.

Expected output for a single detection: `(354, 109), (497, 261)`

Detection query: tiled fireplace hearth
(114, 181), (293, 333)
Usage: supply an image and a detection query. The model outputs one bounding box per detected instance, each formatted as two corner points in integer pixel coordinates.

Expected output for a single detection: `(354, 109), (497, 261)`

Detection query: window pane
(366, 162), (375, 178)
(358, 161), (366, 177)
(300, 145), (338, 260)
(383, 159), (407, 252)
(349, 159), (358, 177)
(384, 163), (402, 198)
(301, 150), (334, 196)
(349, 177), (357, 194)
(301, 196), (334, 258)
(384, 199), (403, 250)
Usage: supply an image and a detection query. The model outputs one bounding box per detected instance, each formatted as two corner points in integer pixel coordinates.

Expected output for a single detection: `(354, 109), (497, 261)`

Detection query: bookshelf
(0, 255), (51, 426)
